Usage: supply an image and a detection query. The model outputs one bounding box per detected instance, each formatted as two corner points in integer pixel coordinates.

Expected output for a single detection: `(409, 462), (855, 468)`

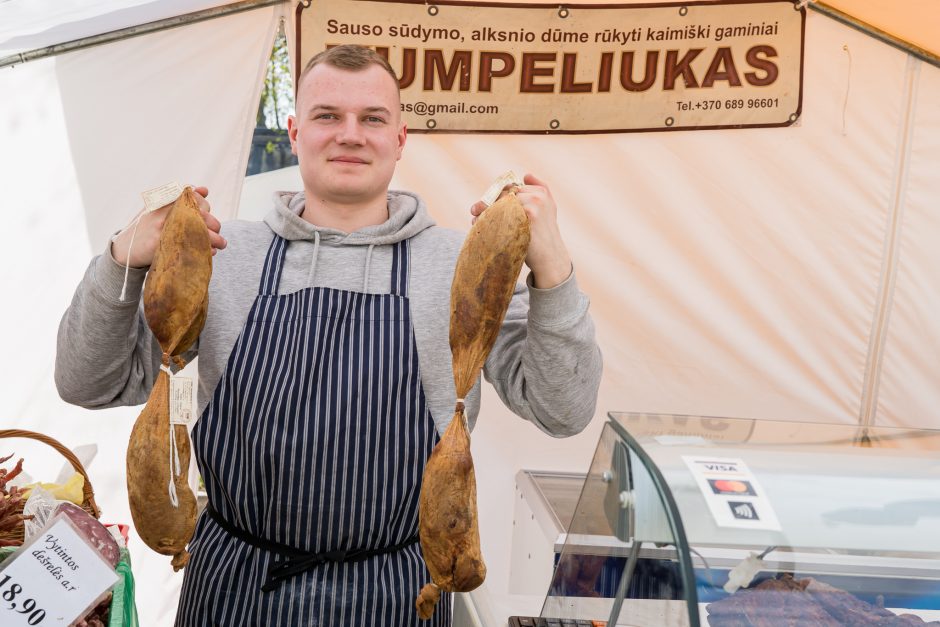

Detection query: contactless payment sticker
(683, 456), (781, 530)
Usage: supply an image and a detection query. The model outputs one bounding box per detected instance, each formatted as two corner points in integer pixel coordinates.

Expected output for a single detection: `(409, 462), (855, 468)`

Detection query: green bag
(108, 548), (139, 627)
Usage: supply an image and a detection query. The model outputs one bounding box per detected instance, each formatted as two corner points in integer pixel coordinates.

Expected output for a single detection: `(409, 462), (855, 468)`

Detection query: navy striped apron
(176, 236), (450, 626)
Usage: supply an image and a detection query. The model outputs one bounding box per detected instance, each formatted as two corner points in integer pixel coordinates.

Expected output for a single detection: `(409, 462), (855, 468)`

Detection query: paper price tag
(141, 182), (184, 213)
(0, 515), (118, 626)
(480, 171), (524, 207)
(170, 375), (194, 426)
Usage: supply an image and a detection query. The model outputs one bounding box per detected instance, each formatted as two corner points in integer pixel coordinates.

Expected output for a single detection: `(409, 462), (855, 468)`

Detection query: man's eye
(365, 116), (385, 124)
(314, 113), (337, 120)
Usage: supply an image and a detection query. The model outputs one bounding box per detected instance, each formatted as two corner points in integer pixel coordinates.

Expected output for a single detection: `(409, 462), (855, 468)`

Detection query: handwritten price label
(0, 514), (118, 626)
(0, 572), (46, 624)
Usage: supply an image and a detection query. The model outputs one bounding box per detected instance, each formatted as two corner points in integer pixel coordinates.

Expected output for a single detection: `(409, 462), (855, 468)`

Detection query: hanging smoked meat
(416, 191), (530, 619)
(127, 187), (211, 570)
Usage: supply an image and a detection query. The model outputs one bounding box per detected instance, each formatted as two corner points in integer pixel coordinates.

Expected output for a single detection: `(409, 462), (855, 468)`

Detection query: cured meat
(143, 188), (212, 360)
(55, 502), (120, 567)
(707, 574), (940, 626)
(707, 575), (843, 626)
(0, 455), (30, 546)
(806, 578), (940, 626)
(128, 187), (211, 570)
(127, 370), (196, 570)
(416, 407), (486, 618)
(447, 192), (530, 396)
(416, 192), (529, 619)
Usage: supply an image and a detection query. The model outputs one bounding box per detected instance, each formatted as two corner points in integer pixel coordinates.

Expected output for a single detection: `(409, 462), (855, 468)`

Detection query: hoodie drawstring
(304, 235), (378, 291)
(363, 244), (375, 292)
(306, 231), (321, 286)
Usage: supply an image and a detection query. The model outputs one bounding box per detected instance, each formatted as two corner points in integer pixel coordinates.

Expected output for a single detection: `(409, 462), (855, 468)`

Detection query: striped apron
(176, 236), (450, 626)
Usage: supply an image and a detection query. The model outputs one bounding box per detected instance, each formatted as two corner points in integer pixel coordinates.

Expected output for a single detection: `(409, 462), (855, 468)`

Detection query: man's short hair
(297, 44), (399, 93)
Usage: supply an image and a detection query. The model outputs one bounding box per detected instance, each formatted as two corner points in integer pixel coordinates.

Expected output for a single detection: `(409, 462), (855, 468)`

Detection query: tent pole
(0, 0), (287, 69)
(812, 2), (940, 70)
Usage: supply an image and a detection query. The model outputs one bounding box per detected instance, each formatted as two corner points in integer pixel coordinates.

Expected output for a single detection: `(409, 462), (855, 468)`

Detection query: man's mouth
(331, 156), (368, 164)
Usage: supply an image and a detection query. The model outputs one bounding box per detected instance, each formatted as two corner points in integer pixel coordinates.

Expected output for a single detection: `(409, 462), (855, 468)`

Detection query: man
(57, 45), (601, 625)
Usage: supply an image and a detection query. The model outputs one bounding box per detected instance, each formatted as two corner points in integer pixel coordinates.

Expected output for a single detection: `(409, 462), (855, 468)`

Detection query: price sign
(0, 514), (119, 626)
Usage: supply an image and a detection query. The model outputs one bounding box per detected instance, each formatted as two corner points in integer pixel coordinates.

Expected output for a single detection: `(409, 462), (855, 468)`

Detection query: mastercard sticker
(708, 478), (757, 496)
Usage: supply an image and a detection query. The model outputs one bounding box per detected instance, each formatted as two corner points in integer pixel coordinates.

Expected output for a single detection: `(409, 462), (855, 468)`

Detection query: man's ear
(397, 122), (408, 161)
(287, 115), (299, 155)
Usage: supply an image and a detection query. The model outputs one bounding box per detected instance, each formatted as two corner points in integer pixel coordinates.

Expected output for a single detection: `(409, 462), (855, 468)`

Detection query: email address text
(402, 102), (499, 116)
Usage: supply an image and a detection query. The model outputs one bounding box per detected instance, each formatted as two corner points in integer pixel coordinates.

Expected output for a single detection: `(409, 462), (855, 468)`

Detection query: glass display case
(538, 412), (940, 626)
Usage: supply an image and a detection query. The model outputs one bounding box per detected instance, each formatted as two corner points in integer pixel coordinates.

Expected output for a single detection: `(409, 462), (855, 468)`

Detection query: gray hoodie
(56, 190), (602, 436)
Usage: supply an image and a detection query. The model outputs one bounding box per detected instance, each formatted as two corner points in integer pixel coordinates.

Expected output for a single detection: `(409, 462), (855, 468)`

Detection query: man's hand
(470, 173), (572, 289)
(111, 186), (227, 268)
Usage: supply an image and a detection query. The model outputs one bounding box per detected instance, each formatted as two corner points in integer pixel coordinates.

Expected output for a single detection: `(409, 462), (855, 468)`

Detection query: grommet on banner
(426, 118), (437, 129)
(549, 119), (560, 130)
(679, 6), (688, 16)
(428, 4), (439, 16)
(557, 6), (570, 18)
(665, 117), (675, 127)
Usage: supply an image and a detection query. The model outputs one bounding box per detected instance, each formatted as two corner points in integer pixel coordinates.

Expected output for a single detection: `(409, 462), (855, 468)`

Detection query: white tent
(2, 1), (939, 624)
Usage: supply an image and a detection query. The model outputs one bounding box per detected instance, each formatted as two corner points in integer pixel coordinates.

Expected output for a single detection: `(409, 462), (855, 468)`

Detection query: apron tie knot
(263, 549), (348, 592)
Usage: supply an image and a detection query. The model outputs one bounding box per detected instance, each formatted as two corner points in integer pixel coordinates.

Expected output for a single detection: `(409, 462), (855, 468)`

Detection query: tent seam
(857, 55), (919, 429)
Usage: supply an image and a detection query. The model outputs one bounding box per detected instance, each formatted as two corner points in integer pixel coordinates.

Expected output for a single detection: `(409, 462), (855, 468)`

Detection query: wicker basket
(0, 428), (101, 545)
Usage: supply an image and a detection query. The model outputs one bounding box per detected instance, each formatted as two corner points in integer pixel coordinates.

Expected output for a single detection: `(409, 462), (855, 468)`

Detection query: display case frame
(537, 412), (940, 626)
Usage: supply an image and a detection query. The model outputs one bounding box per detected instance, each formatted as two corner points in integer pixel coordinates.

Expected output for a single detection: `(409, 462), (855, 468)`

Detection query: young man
(57, 45), (601, 625)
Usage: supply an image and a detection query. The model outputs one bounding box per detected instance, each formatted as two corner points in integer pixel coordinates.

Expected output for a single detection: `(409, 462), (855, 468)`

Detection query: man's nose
(336, 114), (365, 145)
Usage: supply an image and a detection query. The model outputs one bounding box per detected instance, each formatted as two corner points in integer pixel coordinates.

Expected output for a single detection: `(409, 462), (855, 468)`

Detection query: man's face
(288, 63), (406, 209)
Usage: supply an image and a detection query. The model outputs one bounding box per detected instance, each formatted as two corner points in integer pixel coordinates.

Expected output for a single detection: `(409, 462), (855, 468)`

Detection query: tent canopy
(2, 0), (939, 63)
(3, 1), (939, 626)
(825, 0), (940, 60)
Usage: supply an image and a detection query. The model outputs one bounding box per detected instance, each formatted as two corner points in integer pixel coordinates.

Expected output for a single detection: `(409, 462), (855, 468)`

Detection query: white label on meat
(170, 375), (194, 426)
(480, 171), (524, 207)
(141, 182), (184, 213)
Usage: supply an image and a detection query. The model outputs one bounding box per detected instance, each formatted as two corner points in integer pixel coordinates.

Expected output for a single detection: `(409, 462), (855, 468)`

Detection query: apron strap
(259, 235), (288, 295)
(206, 504), (419, 593)
(390, 239), (409, 297)
(263, 535), (420, 593)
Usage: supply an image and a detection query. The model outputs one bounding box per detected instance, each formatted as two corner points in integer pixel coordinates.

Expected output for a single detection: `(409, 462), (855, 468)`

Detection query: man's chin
(319, 186), (384, 206)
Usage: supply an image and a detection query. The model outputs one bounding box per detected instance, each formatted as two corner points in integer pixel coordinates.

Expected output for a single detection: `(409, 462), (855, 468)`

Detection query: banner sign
(297, 0), (805, 134)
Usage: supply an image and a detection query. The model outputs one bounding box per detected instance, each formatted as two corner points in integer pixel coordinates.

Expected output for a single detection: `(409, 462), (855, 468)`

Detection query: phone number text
(676, 98), (779, 111)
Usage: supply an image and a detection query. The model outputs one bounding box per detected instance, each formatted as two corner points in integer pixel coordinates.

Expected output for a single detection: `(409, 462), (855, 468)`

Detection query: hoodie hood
(264, 190), (436, 245)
